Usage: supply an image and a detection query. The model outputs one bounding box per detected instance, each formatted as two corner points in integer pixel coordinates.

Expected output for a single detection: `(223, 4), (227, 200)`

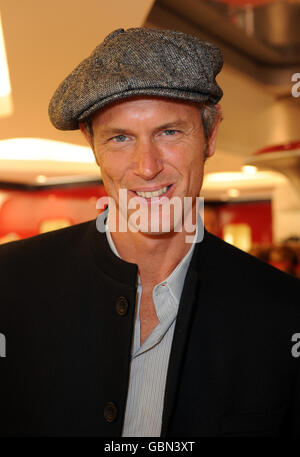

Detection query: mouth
(130, 184), (173, 199)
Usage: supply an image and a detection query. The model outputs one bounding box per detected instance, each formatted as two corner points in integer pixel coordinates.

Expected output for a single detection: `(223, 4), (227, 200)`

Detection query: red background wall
(0, 184), (107, 240)
(0, 184), (273, 247)
(211, 201), (273, 245)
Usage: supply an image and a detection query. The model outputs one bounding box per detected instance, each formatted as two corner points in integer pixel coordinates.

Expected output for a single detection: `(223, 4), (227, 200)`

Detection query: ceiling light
(36, 175), (47, 183)
(0, 11), (13, 117)
(242, 165), (257, 175)
(203, 171), (286, 186)
(227, 188), (240, 197)
(0, 138), (95, 163)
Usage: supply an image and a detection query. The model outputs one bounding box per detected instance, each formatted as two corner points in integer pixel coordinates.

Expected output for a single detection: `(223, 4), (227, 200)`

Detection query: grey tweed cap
(48, 27), (223, 130)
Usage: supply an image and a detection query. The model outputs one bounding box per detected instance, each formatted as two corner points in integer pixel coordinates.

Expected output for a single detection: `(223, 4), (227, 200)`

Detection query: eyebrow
(98, 120), (189, 137)
(155, 120), (189, 130)
(99, 127), (132, 137)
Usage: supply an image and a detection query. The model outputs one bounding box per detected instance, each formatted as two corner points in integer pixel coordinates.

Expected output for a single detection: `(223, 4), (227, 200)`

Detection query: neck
(107, 217), (197, 287)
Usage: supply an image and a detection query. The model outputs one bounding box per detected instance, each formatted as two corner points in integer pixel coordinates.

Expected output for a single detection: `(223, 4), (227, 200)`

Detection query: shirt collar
(160, 236), (196, 303)
(104, 207), (199, 303)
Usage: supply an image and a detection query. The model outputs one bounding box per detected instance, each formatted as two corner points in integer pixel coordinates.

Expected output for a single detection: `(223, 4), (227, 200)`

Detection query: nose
(133, 139), (164, 180)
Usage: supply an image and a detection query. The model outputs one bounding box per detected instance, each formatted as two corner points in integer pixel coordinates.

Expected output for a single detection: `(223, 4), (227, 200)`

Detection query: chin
(128, 213), (183, 236)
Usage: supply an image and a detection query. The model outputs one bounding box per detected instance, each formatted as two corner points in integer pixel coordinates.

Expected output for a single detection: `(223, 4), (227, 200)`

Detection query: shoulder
(0, 219), (95, 261)
(0, 219), (99, 292)
(196, 231), (300, 309)
(203, 230), (298, 281)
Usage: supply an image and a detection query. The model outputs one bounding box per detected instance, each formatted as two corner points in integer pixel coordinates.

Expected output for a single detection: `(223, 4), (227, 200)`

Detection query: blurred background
(0, 0), (300, 277)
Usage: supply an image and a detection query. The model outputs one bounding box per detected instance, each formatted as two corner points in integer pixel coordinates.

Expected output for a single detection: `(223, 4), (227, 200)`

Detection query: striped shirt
(105, 212), (197, 437)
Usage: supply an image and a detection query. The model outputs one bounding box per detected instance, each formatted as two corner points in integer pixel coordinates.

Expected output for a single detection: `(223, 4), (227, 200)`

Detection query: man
(0, 27), (299, 437)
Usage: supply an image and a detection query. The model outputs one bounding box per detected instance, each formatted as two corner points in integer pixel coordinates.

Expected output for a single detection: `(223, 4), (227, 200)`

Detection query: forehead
(90, 96), (201, 127)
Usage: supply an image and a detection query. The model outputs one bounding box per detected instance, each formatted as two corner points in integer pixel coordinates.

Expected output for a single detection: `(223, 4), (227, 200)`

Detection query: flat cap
(49, 27), (223, 130)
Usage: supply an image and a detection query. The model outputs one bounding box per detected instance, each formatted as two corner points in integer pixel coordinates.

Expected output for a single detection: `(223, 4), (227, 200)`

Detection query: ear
(206, 104), (222, 158)
(79, 122), (93, 148)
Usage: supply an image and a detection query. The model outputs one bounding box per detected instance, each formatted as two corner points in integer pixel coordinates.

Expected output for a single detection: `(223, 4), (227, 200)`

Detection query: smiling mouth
(133, 185), (172, 198)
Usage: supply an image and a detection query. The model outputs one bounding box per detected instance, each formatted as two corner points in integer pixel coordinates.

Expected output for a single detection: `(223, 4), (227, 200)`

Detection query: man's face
(80, 97), (219, 234)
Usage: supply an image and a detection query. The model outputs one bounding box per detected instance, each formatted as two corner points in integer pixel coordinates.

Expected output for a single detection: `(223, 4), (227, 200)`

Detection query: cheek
(97, 152), (127, 183)
(176, 149), (205, 180)
(184, 152), (205, 194)
(165, 138), (205, 165)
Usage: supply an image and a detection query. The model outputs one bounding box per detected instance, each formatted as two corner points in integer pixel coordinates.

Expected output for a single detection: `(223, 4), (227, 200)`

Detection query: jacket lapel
(160, 230), (211, 436)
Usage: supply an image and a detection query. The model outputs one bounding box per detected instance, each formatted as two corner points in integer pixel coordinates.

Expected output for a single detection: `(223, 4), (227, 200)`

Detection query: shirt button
(115, 296), (129, 316)
(104, 401), (118, 423)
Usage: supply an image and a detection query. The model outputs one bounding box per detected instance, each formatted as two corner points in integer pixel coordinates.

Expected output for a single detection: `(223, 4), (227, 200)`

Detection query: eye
(162, 129), (179, 136)
(111, 134), (128, 143)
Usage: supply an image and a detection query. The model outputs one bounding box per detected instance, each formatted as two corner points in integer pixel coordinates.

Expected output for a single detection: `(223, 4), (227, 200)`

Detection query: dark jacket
(0, 219), (299, 437)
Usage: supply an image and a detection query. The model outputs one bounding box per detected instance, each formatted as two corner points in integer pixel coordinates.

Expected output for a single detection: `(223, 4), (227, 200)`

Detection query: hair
(82, 100), (220, 143)
(84, 117), (94, 139)
(199, 103), (220, 140)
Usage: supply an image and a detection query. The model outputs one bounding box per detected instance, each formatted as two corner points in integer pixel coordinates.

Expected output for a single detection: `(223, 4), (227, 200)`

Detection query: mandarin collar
(87, 209), (138, 287)
(87, 207), (208, 288)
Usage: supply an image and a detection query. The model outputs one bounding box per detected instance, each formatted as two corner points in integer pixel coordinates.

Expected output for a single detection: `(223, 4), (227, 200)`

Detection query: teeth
(136, 186), (169, 198)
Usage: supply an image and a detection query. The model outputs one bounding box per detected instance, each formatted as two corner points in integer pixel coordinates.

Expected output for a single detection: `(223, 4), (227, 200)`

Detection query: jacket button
(116, 296), (129, 316)
(104, 401), (118, 423)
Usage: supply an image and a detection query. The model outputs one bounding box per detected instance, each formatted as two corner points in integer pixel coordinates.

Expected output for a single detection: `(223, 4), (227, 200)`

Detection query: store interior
(0, 0), (299, 277)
